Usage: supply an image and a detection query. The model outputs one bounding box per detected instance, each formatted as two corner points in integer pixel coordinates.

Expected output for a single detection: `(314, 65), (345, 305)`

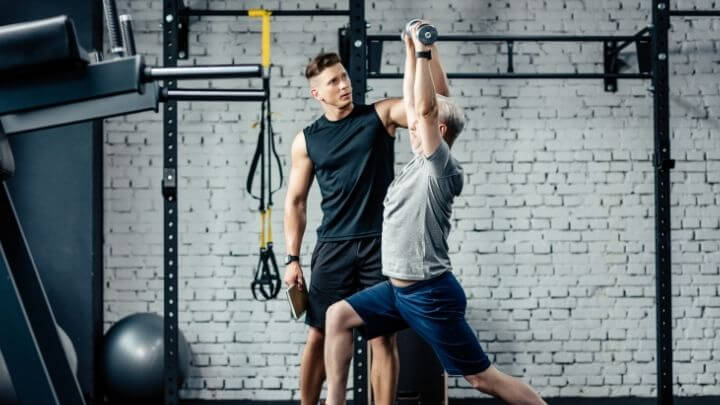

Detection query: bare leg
(465, 366), (546, 405)
(324, 301), (365, 405)
(369, 334), (399, 405)
(301, 327), (326, 405)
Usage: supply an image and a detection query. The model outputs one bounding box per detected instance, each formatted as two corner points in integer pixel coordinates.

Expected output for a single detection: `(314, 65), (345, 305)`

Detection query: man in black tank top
(283, 49), (450, 405)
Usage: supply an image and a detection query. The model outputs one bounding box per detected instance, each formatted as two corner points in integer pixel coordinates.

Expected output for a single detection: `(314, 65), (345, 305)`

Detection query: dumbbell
(401, 19), (438, 45)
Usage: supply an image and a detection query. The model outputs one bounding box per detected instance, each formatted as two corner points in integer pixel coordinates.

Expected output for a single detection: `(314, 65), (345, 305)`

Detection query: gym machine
(0, 7), (267, 404)
(0, 17), (266, 136)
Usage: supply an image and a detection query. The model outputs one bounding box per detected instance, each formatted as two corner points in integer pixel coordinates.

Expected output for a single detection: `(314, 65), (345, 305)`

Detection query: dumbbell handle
(404, 19), (423, 36)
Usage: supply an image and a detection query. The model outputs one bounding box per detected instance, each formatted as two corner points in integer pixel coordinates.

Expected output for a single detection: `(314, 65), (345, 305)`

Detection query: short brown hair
(305, 52), (342, 80)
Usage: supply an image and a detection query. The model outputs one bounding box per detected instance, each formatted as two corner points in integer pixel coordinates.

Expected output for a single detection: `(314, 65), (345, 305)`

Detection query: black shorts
(306, 237), (386, 330)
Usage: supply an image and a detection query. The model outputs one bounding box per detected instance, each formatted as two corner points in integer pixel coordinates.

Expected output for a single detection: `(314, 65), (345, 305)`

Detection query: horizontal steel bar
(162, 89), (267, 101)
(369, 72), (652, 79)
(367, 34), (643, 42)
(670, 10), (720, 16)
(181, 8), (349, 16)
(144, 65), (263, 80)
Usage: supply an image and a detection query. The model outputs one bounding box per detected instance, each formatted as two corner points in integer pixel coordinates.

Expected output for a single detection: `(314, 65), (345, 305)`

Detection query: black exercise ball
(102, 313), (191, 403)
(0, 325), (78, 404)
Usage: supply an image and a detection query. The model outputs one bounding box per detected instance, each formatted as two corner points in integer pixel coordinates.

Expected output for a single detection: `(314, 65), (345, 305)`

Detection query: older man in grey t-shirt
(322, 23), (547, 405)
(381, 136), (462, 280)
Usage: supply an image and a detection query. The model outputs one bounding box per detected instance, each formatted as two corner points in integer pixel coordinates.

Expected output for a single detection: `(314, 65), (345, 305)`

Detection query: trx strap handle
(251, 208), (281, 300)
(246, 12), (282, 299)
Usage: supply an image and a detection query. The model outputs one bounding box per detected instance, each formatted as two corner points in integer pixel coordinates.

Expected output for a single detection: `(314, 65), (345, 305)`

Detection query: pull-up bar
(177, 7), (350, 60)
(369, 72), (652, 80)
(180, 9), (350, 17)
(671, 9), (720, 16)
(358, 29), (653, 87)
(368, 34), (645, 42)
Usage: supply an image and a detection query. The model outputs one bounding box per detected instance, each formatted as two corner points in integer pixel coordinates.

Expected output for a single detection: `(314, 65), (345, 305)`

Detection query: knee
(306, 327), (325, 348)
(326, 301), (350, 332)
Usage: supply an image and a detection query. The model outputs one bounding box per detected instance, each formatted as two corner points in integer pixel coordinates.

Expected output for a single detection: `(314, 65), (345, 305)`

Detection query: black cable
(265, 76), (272, 206)
(246, 68), (282, 300)
(266, 66), (284, 196)
(246, 100), (266, 203)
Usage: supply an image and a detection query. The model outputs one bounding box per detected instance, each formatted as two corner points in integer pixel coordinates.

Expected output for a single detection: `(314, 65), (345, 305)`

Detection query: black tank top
(304, 104), (395, 241)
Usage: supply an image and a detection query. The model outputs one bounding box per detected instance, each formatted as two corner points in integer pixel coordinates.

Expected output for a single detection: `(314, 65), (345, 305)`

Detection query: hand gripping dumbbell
(401, 19), (438, 45)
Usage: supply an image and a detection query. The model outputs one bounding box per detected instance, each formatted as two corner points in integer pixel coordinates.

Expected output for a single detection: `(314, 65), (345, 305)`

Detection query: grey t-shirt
(382, 140), (463, 280)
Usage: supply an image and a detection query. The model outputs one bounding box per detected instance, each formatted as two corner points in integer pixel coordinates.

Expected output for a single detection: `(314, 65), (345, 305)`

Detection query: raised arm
(283, 131), (314, 288)
(375, 20), (449, 134)
(403, 33), (417, 129)
(413, 30), (442, 157)
(427, 42), (450, 97)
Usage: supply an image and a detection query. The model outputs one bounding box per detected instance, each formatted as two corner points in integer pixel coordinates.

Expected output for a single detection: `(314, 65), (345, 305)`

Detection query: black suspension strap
(247, 68), (283, 300)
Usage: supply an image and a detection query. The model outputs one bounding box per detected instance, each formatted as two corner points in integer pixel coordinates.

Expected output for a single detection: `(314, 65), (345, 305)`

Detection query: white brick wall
(104, 0), (720, 400)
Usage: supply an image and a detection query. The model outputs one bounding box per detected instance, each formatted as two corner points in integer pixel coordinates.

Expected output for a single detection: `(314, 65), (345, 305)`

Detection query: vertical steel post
(348, 4), (370, 404)
(652, 1), (674, 404)
(162, 1), (180, 404)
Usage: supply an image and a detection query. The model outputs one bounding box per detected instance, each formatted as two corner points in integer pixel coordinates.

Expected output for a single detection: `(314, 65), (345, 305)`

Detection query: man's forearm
(403, 41), (417, 123)
(428, 44), (449, 97)
(284, 201), (307, 256)
(414, 57), (437, 117)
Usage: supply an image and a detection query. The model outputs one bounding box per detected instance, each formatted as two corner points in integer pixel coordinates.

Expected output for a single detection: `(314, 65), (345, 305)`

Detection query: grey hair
(436, 95), (465, 142)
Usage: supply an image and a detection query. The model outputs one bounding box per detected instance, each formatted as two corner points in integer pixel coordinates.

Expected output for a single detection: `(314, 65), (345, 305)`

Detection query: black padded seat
(0, 15), (89, 79)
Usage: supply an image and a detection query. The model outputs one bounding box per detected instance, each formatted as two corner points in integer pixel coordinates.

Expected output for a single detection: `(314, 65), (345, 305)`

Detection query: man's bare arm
(414, 42), (442, 157)
(376, 20), (449, 133)
(403, 33), (417, 128)
(283, 131), (314, 287)
(428, 43), (450, 97)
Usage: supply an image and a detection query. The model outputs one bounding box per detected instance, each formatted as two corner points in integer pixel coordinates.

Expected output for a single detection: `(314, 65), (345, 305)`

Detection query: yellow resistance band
(259, 210), (267, 249)
(248, 9), (271, 68)
(250, 9), (271, 249)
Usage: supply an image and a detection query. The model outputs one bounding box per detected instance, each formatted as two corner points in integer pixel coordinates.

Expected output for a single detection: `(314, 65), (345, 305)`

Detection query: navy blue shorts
(345, 271), (492, 376)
